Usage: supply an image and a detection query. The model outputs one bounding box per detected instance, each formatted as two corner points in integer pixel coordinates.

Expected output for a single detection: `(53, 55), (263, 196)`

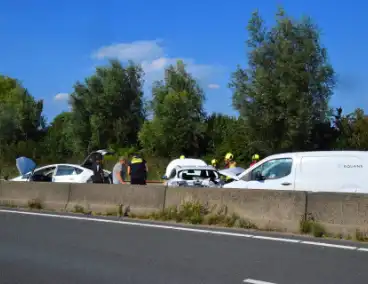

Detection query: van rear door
(297, 154), (365, 193)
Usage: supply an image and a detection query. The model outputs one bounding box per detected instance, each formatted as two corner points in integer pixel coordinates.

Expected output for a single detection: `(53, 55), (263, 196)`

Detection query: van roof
(267, 151), (368, 159)
(237, 150), (368, 180)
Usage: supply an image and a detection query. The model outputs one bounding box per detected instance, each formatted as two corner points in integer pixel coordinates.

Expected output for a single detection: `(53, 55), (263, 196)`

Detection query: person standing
(224, 152), (237, 169)
(250, 154), (260, 167)
(112, 157), (127, 184)
(91, 154), (105, 183)
(127, 154), (148, 185)
(211, 159), (218, 170)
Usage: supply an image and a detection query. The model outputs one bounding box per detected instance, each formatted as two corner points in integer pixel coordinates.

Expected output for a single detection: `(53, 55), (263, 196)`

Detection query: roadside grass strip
(0, 209), (366, 252)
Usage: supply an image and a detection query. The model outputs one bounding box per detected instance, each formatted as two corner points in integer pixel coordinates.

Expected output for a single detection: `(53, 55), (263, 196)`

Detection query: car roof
(175, 165), (217, 171)
(165, 158), (208, 177)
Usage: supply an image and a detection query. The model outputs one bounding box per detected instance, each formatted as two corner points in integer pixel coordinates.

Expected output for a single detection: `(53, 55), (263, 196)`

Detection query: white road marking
(252, 235), (300, 243)
(0, 209), (367, 252)
(301, 241), (357, 250)
(243, 278), (276, 284)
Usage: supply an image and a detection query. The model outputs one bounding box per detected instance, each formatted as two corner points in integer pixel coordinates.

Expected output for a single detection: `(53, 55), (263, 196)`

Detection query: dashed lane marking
(243, 278), (277, 284)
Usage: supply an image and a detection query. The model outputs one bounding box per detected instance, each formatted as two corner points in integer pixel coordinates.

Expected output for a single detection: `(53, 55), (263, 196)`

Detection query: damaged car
(164, 165), (223, 187)
(10, 149), (114, 184)
(162, 158), (246, 187)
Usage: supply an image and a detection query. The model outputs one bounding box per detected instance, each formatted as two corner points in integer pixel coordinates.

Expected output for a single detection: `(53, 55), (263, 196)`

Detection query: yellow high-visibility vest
(131, 157), (143, 164)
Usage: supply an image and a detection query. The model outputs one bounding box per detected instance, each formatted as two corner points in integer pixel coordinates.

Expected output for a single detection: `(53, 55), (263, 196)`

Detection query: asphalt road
(1, 211), (368, 284)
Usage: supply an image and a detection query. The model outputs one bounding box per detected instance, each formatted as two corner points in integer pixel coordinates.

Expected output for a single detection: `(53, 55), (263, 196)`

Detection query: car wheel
(87, 178), (93, 184)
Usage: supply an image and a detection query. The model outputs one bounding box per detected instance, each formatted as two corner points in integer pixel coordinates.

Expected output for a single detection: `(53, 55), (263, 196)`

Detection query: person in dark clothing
(127, 154), (148, 185)
(91, 154), (105, 183)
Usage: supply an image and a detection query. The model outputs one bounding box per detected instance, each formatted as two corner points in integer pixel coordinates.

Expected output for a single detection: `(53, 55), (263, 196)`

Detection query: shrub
(28, 198), (42, 210)
(73, 204), (86, 214)
(299, 214), (326, 238)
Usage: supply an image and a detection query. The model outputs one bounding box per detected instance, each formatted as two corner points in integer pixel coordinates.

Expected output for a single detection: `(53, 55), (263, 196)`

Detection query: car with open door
(10, 149), (114, 184)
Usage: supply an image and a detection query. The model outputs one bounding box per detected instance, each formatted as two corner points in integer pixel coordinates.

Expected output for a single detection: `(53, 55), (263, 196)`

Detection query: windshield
(177, 169), (219, 180)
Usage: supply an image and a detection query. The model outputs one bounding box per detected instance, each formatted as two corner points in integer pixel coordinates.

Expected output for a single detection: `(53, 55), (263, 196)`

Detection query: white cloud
(54, 93), (69, 101)
(92, 39), (224, 88)
(208, 84), (220, 89)
(92, 40), (164, 62)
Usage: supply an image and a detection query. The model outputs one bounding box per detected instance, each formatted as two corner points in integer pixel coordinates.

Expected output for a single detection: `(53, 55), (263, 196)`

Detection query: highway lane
(1, 211), (368, 284)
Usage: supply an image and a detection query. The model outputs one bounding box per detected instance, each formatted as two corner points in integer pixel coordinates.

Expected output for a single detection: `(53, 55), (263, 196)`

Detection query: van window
(242, 158), (293, 181)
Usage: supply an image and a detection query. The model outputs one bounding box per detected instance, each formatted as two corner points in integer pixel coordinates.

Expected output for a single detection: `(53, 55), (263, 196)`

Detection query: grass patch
(28, 198), (43, 210)
(73, 204), (87, 214)
(300, 214), (326, 238)
(104, 205), (123, 217)
(355, 229), (368, 242)
(129, 201), (257, 229)
(0, 200), (18, 208)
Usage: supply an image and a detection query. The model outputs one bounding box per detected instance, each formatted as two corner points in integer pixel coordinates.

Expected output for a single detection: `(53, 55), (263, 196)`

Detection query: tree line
(1, 8), (367, 178)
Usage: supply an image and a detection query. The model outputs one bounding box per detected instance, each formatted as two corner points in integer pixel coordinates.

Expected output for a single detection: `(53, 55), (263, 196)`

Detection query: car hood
(16, 157), (36, 176)
(218, 167), (245, 180)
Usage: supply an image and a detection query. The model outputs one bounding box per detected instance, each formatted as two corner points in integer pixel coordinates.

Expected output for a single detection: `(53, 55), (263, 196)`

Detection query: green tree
(42, 112), (74, 162)
(333, 108), (368, 150)
(230, 8), (336, 154)
(0, 75), (45, 144)
(69, 60), (145, 154)
(139, 60), (206, 158)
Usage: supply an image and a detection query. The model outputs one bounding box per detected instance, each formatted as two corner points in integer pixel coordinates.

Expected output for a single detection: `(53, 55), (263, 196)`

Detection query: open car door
(80, 149), (115, 170)
(16, 157), (36, 177)
(81, 149), (114, 183)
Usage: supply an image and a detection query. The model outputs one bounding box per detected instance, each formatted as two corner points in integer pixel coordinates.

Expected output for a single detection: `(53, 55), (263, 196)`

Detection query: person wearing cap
(112, 156), (127, 184)
(250, 154), (260, 167)
(211, 159), (218, 170)
(127, 154), (148, 185)
(224, 152), (237, 169)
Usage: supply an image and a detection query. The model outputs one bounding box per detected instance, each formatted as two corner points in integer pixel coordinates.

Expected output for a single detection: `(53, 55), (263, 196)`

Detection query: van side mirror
(254, 171), (264, 181)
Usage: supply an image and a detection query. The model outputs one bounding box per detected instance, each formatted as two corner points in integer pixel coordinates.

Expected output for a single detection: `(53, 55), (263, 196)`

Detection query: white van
(223, 151), (367, 193)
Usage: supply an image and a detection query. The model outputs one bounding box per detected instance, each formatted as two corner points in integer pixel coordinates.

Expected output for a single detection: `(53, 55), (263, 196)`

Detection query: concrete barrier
(306, 192), (368, 237)
(3, 180), (368, 237)
(165, 187), (306, 232)
(0, 181), (70, 210)
(68, 183), (166, 215)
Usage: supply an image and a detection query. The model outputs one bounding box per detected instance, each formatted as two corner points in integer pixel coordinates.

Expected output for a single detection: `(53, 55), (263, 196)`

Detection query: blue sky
(1, 0), (367, 122)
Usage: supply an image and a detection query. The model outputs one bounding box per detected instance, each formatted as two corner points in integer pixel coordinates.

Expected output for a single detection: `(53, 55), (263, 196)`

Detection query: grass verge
(129, 201), (258, 229)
